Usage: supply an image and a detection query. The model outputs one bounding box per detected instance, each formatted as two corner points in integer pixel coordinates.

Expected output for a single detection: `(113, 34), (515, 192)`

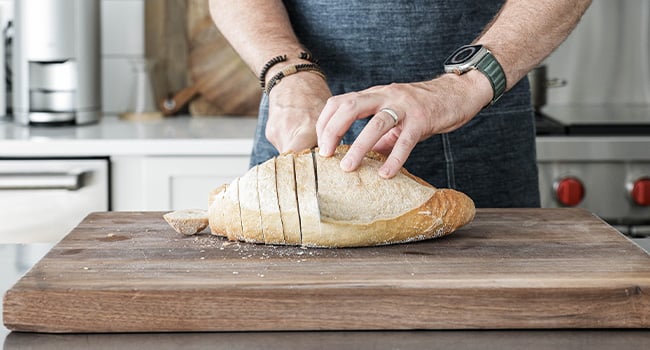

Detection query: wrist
(259, 50), (318, 89)
(441, 69), (493, 109)
(264, 57), (313, 87)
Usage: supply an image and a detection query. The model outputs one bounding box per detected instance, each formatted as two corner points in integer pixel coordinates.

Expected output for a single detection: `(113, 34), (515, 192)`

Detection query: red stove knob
(631, 178), (650, 206)
(554, 177), (585, 207)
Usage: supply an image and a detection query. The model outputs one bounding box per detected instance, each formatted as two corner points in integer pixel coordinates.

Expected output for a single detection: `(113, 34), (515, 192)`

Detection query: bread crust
(311, 188), (475, 247)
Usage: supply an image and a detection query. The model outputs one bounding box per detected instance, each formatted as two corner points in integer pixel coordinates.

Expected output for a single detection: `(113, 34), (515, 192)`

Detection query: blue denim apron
(250, 0), (540, 208)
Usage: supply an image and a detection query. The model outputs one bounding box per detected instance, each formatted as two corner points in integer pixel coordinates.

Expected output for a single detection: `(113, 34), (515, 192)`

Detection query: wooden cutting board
(3, 209), (650, 332)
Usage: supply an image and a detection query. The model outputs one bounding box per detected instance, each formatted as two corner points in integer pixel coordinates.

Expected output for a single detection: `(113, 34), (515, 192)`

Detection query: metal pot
(528, 65), (567, 111)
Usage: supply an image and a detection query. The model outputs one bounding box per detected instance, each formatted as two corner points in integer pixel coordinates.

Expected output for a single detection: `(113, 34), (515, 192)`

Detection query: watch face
(445, 45), (483, 65)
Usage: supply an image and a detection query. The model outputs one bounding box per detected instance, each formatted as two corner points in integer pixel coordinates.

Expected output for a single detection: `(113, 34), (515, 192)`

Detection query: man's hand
(316, 70), (492, 178)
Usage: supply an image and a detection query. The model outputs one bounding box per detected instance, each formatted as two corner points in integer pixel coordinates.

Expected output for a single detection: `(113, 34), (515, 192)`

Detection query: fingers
(316, 92), (381, 157)
(371, 128), (401, 156)
(340, 109), (399, 171)
(266, 120), (317, 153)
(378, 128), (419, 178)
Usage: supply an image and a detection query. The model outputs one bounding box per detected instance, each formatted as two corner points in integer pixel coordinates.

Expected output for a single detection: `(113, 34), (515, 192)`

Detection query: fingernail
(379, 166), (391, 178)
(318, 144), (328, 156)
(340, 156), (353, 171)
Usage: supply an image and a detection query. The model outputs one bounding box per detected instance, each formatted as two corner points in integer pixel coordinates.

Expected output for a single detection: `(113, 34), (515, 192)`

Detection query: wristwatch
(443, 44), (506, 105)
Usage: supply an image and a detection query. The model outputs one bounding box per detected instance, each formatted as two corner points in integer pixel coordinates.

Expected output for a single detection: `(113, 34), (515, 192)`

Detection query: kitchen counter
(0, 115), (257, 157)
(2, 240), (650, 348)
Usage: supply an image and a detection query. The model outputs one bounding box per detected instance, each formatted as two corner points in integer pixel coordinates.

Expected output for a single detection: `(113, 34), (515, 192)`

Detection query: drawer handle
(0, 172), (84, 190)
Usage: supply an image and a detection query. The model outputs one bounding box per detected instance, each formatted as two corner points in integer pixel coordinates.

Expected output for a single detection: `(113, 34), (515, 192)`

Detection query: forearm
(475, 0), (591, 90)
(208, 0), (305, 76)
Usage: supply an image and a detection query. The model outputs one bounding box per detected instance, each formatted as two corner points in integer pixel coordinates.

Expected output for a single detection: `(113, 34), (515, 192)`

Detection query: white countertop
(2, 106), (650, 159)
(0, 115), (258, 157)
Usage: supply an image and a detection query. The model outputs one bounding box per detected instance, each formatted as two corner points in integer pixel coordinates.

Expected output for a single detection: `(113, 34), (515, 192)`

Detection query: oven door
(0, 158), (109, 243)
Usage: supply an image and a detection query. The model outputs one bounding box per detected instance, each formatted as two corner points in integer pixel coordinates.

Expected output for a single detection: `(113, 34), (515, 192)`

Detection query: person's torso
(284, 0), (505, 93)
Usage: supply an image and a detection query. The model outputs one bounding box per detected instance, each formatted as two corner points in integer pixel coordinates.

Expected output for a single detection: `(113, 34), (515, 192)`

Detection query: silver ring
(380, 108), (399, 125)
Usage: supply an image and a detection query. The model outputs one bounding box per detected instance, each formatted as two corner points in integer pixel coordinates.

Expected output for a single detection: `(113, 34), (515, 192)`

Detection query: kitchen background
(0, 0), (649, 243)
(0, 0), (644, 117)
(0, 0), (648, 341)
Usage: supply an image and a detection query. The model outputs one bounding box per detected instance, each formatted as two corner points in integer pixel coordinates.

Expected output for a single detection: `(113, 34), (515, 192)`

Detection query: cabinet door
(140, 156), (250, 211)
(0, 158), (109, 243)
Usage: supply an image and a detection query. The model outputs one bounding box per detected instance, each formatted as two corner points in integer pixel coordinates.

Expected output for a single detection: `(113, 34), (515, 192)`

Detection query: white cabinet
(112, 155), (250, 211)
(0, 158), (110, 243)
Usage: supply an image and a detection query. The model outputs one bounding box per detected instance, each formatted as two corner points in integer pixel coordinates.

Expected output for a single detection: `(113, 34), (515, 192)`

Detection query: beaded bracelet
(299, 51), (319, 64)
(258, 51), (319, 90)
(258, 55), (287, 89)
(265, 63), (326, 95)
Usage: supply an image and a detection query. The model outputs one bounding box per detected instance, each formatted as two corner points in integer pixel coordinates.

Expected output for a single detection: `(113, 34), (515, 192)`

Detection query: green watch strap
(477, 52), (506, 105)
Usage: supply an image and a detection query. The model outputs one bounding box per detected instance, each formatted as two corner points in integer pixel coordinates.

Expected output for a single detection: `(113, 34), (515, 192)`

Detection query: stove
(535, 105), (650, 237)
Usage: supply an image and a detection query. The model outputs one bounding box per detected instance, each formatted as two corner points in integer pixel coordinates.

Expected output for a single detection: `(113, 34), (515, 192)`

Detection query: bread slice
(163, 209), (209, 235)
(206, 145), (475, 247)
(208, 184), (227, 236)
(238, 166), (263, 243)
(257, 157), (284, 244)
(208, 178), (244, 241)
(276, 153), (301, 245)
(294, 150), (321, 246)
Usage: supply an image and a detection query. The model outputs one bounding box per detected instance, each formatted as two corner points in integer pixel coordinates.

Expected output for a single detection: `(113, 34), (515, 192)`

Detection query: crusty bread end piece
(163, 209), (209, 235)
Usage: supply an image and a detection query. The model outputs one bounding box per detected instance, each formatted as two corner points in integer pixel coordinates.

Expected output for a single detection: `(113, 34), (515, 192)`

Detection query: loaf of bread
(206, 145), (475, 247)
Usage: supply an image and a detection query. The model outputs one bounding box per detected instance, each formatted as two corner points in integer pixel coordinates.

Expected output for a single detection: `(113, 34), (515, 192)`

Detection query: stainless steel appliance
(534, 1), (650, 236)
(536, 106), (650, 237)
(0, 158), (109, 243)
(12, 0), (101, 125)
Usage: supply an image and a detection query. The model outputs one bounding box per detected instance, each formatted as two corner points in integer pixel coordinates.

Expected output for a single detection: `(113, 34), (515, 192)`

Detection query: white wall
(101, 0), (146, 115)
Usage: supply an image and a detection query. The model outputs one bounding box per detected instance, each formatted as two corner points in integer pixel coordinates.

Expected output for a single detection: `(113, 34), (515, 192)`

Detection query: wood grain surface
(3, 209), (650, 332)
(145, 0), (261, 117)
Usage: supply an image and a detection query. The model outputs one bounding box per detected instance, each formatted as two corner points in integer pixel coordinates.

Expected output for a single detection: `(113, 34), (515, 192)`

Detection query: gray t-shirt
(251, 0), (540, 207)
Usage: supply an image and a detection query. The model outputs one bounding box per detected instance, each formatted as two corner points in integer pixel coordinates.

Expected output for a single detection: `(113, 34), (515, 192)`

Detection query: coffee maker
(12, 0), (101, 125)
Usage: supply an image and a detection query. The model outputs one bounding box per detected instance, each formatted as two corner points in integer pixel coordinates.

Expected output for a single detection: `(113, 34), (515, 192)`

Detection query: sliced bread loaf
(203, 145), (475, 247)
